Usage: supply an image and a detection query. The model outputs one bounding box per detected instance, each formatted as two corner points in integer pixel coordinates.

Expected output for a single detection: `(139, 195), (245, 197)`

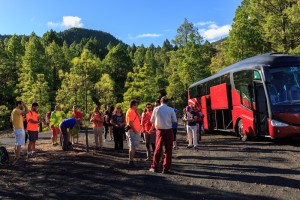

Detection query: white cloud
(194, 21), (215, 26)
(136, 33), (162, 38)
(62, 16), (83, 28)
(199, 23), (231, 40)
(47, 21), (60, 28)
(47, 16), (84, 29)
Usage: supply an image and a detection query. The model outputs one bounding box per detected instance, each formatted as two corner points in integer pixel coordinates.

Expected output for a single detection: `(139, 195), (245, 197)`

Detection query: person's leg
(163, 129), (174, 171)
(14, 129), (25, 159)
(145, 133), (151, 159)
(187, 126), (193, 147)
(150, 131), (156, 153)
(109, 126), (113, 140)
(99, 127), (103, 148)
(27, 140), (32, 155)
(120, 130), (124, 150)
(172, 128), (177, 148)
(60, 125), (69, 149)
(192, 126), (198, 147)
(15, 145), (21, 158)
(52, 127), (59, 145)
(94, 127), (99, 147)
(151, 130), (162, 170)
(104, 125), (108, 140)
(113, 128), (118, 150)
(116, 129), (123, 150)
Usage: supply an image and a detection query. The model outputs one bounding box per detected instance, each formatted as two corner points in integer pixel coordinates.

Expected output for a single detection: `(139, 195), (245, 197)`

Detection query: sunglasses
(146, 106), (152, 108)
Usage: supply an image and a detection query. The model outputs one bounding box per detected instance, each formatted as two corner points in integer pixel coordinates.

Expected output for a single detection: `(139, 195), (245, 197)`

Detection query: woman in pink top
(90, 107), (104, 149)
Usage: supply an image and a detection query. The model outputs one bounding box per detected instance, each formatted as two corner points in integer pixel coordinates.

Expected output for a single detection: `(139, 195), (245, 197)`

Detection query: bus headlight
(270, 119), (288, 127)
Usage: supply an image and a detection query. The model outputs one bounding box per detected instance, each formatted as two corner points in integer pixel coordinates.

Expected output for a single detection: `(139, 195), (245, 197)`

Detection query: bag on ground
(0, 146), (9, 164)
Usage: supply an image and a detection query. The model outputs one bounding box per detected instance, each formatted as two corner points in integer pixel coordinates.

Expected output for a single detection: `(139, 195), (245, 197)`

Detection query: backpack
(0, 146), (9, 164)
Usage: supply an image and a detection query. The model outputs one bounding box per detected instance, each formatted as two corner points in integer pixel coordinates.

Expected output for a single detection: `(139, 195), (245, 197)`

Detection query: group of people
(10, 96), (203, 174)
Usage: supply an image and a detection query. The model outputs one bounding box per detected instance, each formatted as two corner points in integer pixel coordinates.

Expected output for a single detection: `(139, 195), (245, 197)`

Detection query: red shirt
(141, 111), (154, 133)
(90, 113), (103, 127)
(72, 111), (83, 119)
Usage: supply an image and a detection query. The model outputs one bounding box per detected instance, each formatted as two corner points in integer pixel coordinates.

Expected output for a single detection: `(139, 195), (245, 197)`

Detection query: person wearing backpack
(10, 101), (29, 164)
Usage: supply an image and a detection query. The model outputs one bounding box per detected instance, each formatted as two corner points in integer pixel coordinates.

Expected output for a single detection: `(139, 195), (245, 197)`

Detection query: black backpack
(0, 146), (9, 164)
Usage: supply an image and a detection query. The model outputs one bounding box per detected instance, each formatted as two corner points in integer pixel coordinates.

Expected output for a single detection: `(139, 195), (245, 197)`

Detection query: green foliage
(94, 73), (116, 106)
(102, 43), (133, 101)
(172, 18), (203, 47)
(251, 0), (300, 52)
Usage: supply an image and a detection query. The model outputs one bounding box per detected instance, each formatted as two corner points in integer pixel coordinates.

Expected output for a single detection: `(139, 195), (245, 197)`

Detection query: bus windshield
(266, 66), (300, 107)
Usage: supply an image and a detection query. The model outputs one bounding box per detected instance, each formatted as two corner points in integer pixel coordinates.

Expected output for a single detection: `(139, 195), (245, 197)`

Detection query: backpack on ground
(0, 146), (9, 164)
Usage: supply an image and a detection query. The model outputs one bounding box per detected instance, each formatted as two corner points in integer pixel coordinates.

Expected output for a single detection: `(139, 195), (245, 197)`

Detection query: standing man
(125, 100), (141, 167)
(149, 96), (177, 174)
(11, 101), (28, 163)
(26, 103), (40, 158)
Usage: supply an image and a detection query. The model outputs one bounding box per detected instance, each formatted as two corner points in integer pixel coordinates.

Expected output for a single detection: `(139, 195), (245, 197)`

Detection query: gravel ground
(0, 127), (299, 200)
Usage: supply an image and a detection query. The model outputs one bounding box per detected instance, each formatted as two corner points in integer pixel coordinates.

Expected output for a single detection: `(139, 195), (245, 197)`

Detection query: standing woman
(90, 107), (104, 150)
(110, 106), (125, 152)
(141, 103), (156, 161)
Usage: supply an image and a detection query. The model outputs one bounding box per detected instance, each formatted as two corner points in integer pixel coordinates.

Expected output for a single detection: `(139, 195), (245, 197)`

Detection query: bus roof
(189, 53), (300, 88)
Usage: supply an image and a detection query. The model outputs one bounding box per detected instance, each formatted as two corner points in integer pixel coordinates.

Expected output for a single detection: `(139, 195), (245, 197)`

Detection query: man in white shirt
(149, 96), (177, 174)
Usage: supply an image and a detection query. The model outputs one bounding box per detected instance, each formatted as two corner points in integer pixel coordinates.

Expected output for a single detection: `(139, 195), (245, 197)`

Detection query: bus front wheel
(237, 120), (247, 142)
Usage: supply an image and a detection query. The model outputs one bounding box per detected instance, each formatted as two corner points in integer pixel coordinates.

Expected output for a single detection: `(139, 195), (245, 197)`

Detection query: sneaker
(187, 145), (193, 149)
(149, 168), (158, 173)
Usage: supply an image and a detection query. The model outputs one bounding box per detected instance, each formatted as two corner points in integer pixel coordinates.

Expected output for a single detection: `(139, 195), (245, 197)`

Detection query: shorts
(28, 131), (38, 141)
(51, 127), (60, 135)
(14, 129), (25, 146)
(126, 131), (140, 149)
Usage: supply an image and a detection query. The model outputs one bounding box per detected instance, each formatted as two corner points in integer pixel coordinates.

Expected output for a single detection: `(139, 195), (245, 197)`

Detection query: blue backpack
(0, 146), (9, 164)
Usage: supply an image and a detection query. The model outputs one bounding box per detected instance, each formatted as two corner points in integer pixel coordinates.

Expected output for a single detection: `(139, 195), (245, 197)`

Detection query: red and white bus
(188, 53), (300, 140)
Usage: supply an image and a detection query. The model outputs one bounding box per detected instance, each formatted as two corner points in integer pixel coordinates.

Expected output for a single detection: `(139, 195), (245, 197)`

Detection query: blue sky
(0, 0), (242, 47)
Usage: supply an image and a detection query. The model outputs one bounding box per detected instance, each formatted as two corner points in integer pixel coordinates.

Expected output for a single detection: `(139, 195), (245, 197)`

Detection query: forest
(1, 0), (300, 130)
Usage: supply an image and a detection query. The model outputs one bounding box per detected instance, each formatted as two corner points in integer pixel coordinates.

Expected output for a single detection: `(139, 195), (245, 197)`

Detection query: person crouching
(59, 118), (80, 151)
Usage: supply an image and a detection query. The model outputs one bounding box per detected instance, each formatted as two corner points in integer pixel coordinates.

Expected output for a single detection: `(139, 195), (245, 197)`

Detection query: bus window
(253, 71), (261, 80)
(233, 70), (253, 109)
(266, 66), (300, 104)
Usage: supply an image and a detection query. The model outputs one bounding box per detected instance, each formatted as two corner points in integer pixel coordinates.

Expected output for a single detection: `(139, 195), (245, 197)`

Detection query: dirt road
(0, 128), (299, 200)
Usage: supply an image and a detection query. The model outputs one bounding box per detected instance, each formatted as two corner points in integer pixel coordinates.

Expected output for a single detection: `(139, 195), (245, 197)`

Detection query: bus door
(252, 81), (268, 136)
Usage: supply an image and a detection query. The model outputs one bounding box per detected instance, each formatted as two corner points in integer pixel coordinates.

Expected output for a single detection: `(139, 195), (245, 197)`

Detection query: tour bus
(188, 53), (300, 140)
